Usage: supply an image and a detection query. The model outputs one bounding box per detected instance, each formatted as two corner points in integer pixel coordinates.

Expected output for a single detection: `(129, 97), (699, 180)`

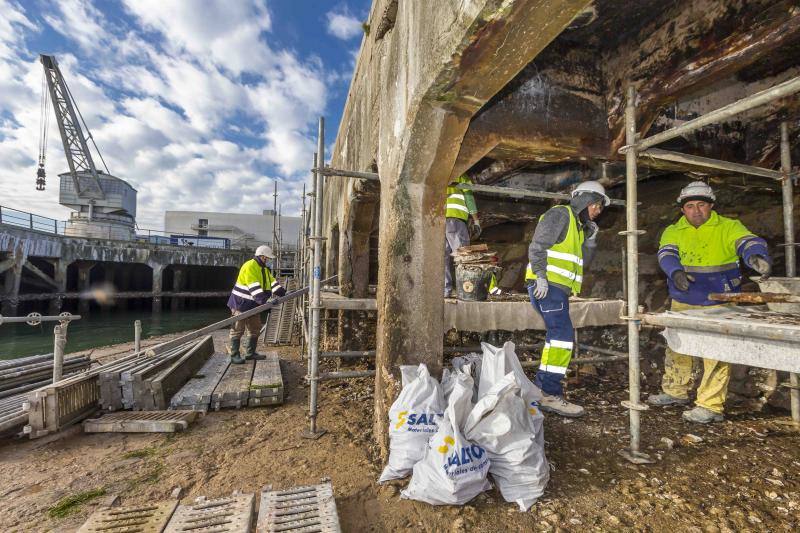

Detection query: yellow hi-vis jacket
(525, 206), (585, 295)
(445, 175), (477, 221)
(227, 258), (281, 312)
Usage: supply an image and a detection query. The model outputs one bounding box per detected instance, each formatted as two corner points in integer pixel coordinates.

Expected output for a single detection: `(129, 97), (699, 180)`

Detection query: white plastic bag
(378, 364), (446, 482)
(464, 372), (550, 511)
(402, 371), (491, 505)
(451, 353), (482, 403)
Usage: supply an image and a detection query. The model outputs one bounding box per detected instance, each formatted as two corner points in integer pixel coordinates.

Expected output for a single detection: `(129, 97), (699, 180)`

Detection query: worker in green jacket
(445, 174), (481, 297)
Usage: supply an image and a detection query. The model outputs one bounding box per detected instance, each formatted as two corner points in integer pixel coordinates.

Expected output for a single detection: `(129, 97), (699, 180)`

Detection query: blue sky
(0, 0), (371, 229)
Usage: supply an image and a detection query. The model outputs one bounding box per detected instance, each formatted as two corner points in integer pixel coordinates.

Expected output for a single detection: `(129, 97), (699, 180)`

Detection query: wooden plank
(170, 353), (230, 411)
(165, 494), (254, 533)
(149, 336), (215, 410)
(249, 353), (283, 405)
(83, 411), (201, 433)
(257, 481), (341, 533)
(78, 500), (178, 533)
(129, 346), (194, 411)
(319, 296), (377, 311)
(211, 360), (255, 410)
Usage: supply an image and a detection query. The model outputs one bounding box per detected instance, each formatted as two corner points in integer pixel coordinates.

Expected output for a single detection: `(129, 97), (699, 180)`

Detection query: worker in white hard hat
(444, 174), (482, 298)
(524, 180), (610, 417)
(226, 245), (286, 364)
(647, 181), (771, 423)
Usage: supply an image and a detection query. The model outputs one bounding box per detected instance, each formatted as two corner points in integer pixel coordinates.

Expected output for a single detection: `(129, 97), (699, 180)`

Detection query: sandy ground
(0, 333), (798, 532)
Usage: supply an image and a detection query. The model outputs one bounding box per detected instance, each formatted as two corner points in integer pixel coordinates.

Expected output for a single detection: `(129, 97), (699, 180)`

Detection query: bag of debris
(464, 372), (549, 511)
(478, 342), (545, 431)
(378, 364), (446, 482)
(451, 353), (482, 402)
(402, 370), (490, 505)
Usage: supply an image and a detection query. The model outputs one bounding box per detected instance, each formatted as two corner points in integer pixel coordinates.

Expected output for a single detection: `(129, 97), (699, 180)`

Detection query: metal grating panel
(83, 410), (201, 433)
(78, 500), (178, 533)
(257, 482), (341, 533)
(165, 494), (254, 533)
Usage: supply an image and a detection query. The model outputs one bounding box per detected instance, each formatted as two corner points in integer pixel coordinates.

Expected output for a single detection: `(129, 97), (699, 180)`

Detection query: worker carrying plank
(647, 181), (772, 424)
(226, 245), (286, 364)
(525, 181), (609, 417)
(444, 174), (482, 298)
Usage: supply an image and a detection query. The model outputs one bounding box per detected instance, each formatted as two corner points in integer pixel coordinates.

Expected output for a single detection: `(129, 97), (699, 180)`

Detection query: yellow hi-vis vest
(525, 205), (585, 295)
(445, 175), (475, 221)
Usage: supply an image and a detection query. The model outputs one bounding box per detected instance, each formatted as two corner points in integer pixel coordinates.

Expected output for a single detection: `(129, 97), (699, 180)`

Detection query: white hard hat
(677, 181), (715, 205)
(255, 245), (275, 259)
(572, 180), (610, 206)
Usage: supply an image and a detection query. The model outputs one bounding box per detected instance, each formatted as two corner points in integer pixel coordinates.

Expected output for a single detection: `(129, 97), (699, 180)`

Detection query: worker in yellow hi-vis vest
(525, 181), (609, 417)
(444, 174), (481, 297)
(648, 181), (771, 424)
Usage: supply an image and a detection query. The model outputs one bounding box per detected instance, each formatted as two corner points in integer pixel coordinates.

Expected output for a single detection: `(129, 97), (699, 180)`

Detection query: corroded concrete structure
(0, 224), (247, 316)
(323, 0), (800, 453)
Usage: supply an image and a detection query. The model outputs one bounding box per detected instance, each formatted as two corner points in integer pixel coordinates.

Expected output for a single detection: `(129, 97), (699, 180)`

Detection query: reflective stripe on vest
(445, 176), (472, 221)
(525, 205), (585, 294)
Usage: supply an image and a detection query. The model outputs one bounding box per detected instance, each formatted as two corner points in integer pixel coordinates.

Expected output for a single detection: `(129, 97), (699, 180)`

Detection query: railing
(0, 205), (66, 235)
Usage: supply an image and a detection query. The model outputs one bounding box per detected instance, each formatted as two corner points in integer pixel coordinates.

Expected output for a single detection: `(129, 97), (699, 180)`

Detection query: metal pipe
(318, 370), (375, 381)
(134, 320), (142, 353)
(316, 167), (627, 206)
(52, 324), (66, 383)
(636, 76), (800, 151)
(308, 117), (325, 436)
(319, 343), (629, 359)
(624, 85), (645, 461)
(780, 121), (800, 424)
(639, 148), (785, 181)
(0, 313), (81, 324)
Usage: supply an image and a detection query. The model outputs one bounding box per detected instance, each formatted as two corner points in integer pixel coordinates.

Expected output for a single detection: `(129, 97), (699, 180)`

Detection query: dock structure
(298, 0), (800, 454)
(0, 223), (248, 316)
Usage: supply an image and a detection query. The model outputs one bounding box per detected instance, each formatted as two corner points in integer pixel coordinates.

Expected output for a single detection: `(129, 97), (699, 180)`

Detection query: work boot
(228, 338), (245, 365)
(682, 406), (724, 424)
(538, 394), (585, 418)
(647, 393), (690, 407)
(243, 336), (266, 361)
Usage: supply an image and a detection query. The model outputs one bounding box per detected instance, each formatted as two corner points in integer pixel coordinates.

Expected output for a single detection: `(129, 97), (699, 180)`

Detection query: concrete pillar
(1, 266), (22, 316)
(171, 267), (185, 312)
(367, 0), (591, 457)
(48, 260), (69, 315)
(151, 264), (164, 313)
(76, 261), (94, 315)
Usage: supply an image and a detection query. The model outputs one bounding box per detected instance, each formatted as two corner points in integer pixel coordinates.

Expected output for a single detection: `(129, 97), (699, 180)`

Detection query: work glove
(671, 270), (695, 292)
(533, 278), (549, 300)
(469, 215), (482, 240)
(747, 255), (771, 279)
(586, 221), (599, 241)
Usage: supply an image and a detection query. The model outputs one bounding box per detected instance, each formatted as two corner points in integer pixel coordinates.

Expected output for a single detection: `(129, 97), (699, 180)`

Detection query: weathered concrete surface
(0, 223), (247, 314)
(324, 0), (593, 456)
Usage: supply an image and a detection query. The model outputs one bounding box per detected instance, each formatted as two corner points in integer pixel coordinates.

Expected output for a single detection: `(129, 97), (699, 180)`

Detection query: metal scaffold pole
(52, 324), (66, 383)
(304, 154), (317, 364)
(620, 86), (651, 464)
(780, 121), (800, 424)
(303, 118), (326, 439)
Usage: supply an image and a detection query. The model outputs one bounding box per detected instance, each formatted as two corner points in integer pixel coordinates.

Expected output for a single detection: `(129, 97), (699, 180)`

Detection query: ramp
(257, 481), (341, 532)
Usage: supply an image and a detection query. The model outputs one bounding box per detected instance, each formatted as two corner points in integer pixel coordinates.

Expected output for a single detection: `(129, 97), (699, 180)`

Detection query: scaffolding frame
(619, 77), (800, 463)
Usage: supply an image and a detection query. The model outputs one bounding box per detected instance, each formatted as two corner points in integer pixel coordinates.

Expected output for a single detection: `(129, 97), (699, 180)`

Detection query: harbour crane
(36, 54), (137, 240)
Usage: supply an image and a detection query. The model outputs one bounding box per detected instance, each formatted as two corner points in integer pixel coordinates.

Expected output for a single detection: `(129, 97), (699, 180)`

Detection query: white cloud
(0, 0), (340, 230)
(326, 8), (363, 40)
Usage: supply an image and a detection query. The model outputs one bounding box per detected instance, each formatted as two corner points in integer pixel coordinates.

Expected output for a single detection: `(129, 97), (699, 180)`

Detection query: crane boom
(40, 54), (104, 200)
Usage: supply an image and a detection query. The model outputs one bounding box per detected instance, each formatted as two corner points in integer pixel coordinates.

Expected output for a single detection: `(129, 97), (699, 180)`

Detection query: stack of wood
(451, 243), (499, 267)
(23, 336), (214, 439)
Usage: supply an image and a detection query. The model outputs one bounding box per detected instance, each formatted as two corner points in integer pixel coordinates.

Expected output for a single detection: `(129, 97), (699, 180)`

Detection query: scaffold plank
(77, 500), (178, 533)
(249, 352), (283, 406)
(170, 352), (230, 411)
(165, 494), (254, 533)
(211, 360), (254, 410)
(83, 410), (201, 433)
(257, 481), (341, 533)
